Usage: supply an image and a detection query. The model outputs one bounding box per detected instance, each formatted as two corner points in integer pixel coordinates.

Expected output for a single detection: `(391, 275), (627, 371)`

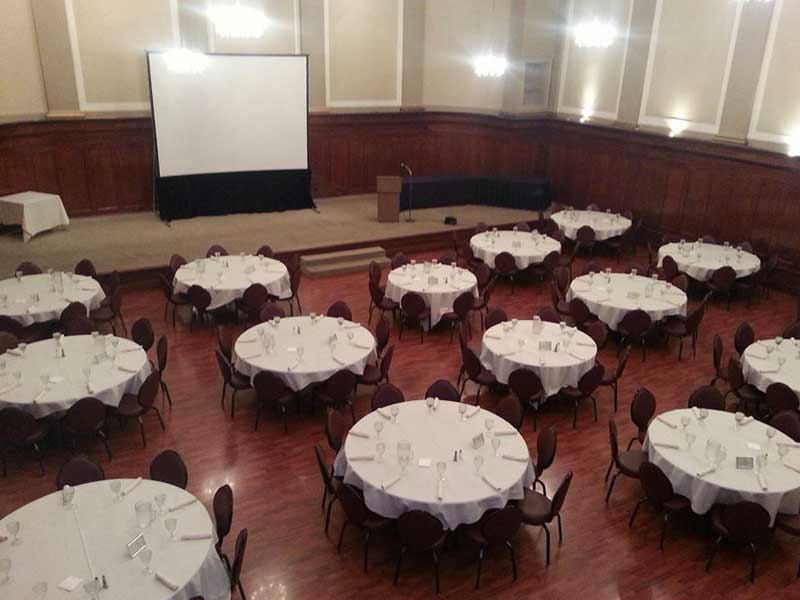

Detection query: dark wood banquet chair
(495, 396), (524, 430)
(783, 321), (800, 339)
(519, 471), (572, 566)
(55, 455), (105, 490)
(394, 510), (448, 593)
(391, 252), (410, 269)
(149, 449), (188, 489)
(707, 265), (737, 310)
(724, 357), (765, 414)
(253, 371), (294, 433)
(424, 379), (460, 403)
(532, 426), (557, 494)
(206, 244), (228, 257)
(599, 345), (630, 412)
(216, 325), (235, 361)
(463, 505), (523, 589)
(0, 316), (23, 338)
(701, 235), (717, 244)
(536, 305), (561, 323)
(314, 443), (341, 533)
(0, 407), (48, 477)
(63, 316), (94, 336)
(374, 317), (391, 358)
(371, 382), (405, 410)
(357, 345), (394, 391)
(281, 269), (302, 315)
(368, 280), (399, 326)
(60, 301), (88, 323)
(557, 244), (577, 278)
(659, 255), (679, 281)
(626, 387), (656, 450)
(539, 218), (559, 236)
(399, 292), (430, 343)
(734, 321), (755, 356)
(256, 244), (274, 258)
(575, 225), (596, 255)
(62, 397), (112, 460)
(508, 368), (544, 431)
(438, 252), (457, 265)
(15, 261), (42, 275)
(605, 418), (643, 503)
(474, 222), (488, 234)
(484, 306), (508, 331)
(770, 411), (800, 441)
(236, 283), (269, 324)
(441, 291), (475, 342)
(670, 273), (689, 293)
(514, 221), (531, 232)
(187, 285), (213, 331)
(229, 528), (249, 599)
(688, 385), (726, 412)
(213, 484), (234, 567)
(662, 293), (710, 360)
(628, 461), (691, 550)
(765, 383), (799, 419)
(283, 253), (301, 276)
(368, 260), (383, 287)
(709, 334), (728, 387)
(326, 300), (353, 321)
(0, 331), (18, 353)
(561, 363), (605, 429)
(459, 346), (497, 406)
(550, 281), (571, 319)
(542, 252), (563, 285)
(568, 297), (596, 332)
(336, 483), (393, 573)
(74, 258), (98, 279)
(618, 309), (653, 361)
(316, 369), (358, 419)
(585, 319), (608, 350)
(325, 407), (353, 455)
(90, 286), (126, 335)
(494, 251), (520, 293)
(117, 371), (165, 448)
(158, 273), (190, 327)
(156, 335), (173, 407)
(215, 350), (251, 418)
(168, 254), (187, 278)
(258, 303), (285, 322)
(131, 317), (155, 353)
(706, 501), (771, 583)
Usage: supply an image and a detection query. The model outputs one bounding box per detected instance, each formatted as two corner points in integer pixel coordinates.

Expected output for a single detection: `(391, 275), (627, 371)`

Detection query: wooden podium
(376, 176), (401, 222)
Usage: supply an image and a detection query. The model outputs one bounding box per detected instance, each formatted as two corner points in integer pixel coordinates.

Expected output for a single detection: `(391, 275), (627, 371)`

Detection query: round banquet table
(0, 335), (151, 419)
(566, 272), (687, 331)
(741, 338), (800, 397)
(384, 262), (478, 329)
(0, 479), (230, 600)
(334, 400), (535, 529)
(646, 408), (800, 524)
(469, 230), (561, 270)
(479, 320), (597, 397)
(232, 315), (376, 391)
(550, 210), (631, 241)
(657, 242), (760, 281)
(173, 254), (290, 311)
(0, 273), (105, 327)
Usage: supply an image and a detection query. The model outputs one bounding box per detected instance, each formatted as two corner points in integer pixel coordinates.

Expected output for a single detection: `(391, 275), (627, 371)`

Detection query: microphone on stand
(400, 163), (414, 222)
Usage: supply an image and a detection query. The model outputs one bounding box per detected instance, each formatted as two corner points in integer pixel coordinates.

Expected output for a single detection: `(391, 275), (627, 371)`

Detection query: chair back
(259, 304), (285, 322)
(109, 286), (123, 316)
(711, 266), (736, 291)
(495, 396), (523, 430)
(782, 321), (800, 339)
(726, 357), (746, 391)
(326, 301), (352, 321)
(688, 385), (725, 411)
(157, 335), (168, 372)
(60, 301), (88, 323)
(586, 203), (601, 211)
(576, 226), (595, 245)
(15, 261), (42, 275)
(131, 318), (154, 351)
(401, 292), (427, 319)
(283, 254), (301, 275)
(253, 371), (290, 406)
(719, 502), (771, 544)
(256, 244), (274, 258)
(543, 251), (561, 276)
(480, 506), (522, 545)
(639, 462), (674, 507)
(631, 387), (656, 432)
(619, 310), (652, 337)
(461, 346), (484, 379)
(661, 255), (679, 281)
(0, 332), (18, 353)
(484, 307), (508, 330)
(56, 455), (105, 490)
(213, 484), (234, 543)
(508, 368), (543, 403)
(0, 316), (23, 337)
(578, 364), (605, 396)
(770, 411), (800, 441)
(585, 321), (608, 350)
(215, 349), (234, 385)
(64, 397), (106, 434)
(188, 285), (211, 311)
(494, 252), (517, 275)
(391, 252), (410, 269)
(397, 510), (445, 551)
(216, 326), (234, 360)
(322, 369), (357, 404)
(515, 222), (531, 232)
(137, 371), (162, 410)
(368, 260), (382, 284)
(452, 292), (474, 320)
(712, 334), (723, 374)
(734, 322), (755, 356)
(206, 245), (228, 258)
(150, 449), (188, 489)
(534, 426), (557, 477)
(64, 316), (94, 336)
(475, 222), (488, 234)
(540, 218), (559, 235)
(75, 259), (97, 279)
(474, 263), (493, 289)
(379, 345), (395, 381)
(371, 382), (405, 409)
(765, 382), (798, 415)
(425, 379), (460, 402)
(338, 483), (372, 525)
(0, 406), (40, 446)
(536, 306), (561, 323)
(375, 318), (390, 356)
(325, 408), (353, 452)
(582, 262), (603, 276)
(568, 298), (592, 328)
(230, 529), (248, 592)
(550, 471), (573, 518)
(671, 274), (689, 293)
(368, 279), (386, 306)
(241, 284), (269, 312)
(169, 254), (187, 277)
(684, 301), (706, 333)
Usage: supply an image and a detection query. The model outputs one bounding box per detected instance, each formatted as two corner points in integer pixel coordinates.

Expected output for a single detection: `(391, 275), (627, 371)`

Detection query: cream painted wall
(210, 0), (297, 54)
(0, 0), (47, 119)
(422, 0), (512, 111)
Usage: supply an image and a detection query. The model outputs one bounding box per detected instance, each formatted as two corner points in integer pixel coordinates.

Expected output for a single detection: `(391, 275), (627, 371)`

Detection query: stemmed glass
(734, 412), (745, 430)
(62, 485), (75, 509)
(376, 442), (386, 463)
(139, 548), (153, 574)
(397, 440), (411, 474)
(426, 397), (435, 415)
(779, 445), (790, 464)
(296, 347), (305, 362)
(484, 418), (495, 438)
(154, 493), (167, 515)
(83, 579), (101, 600)
(473, 455), (484, 474)
(698, 408), (709, 426)
(13, 371), (22, 387)
(135, 500), (153, 532)
(6, 521), (20, 546)
(713, 445), (727, 468)
(32, 581), (48, 599)
(491, 437), (501, 457)
(373, 421), (383, 439)
(165, 517), (178, 540)
(766, 427), (776, 448)
(110, 480), (122, 503)
(755, 454), (768, 473)
(458, 403), (467, 422)
(684, 432), (696, 450)
(390, 405), (400, 424)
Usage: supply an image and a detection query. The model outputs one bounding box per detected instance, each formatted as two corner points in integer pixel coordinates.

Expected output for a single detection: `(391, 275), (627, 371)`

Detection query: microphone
(400, 163), (413, 222)
(400, 163), (412, 176)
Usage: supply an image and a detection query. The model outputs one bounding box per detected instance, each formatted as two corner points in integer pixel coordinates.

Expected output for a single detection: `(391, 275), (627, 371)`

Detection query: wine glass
(491, 437), (501, 457)
(110, 480), (122, 503)
(62, 485), (75, 509)
(139, 548), (153, 574)
(83, 579), (100, 600)
(779, 445), (790, 463)
(154, 493), (167, 515)
(373, 420), (383, 439)
(473, 455), (484, 474)
(17, 343), (26, 357)
(680, 415), (691, 433)
(426, 397), (434, 414)
(698, 408), (709, 425)
(390, 404), (400, 424)
(458, 403), (467, 421)
(713, 445), (727, 468)
(766, 427), (776, 447)
(32, 581), (48, 599)
(6, 521), (20, 546)
(165, 517), (178, 540)
(297, 347), (304, 362)
(484, 418), (495, 438)
(436, 461), (447, 481)
(755, 453), (768, 472)
(685, 432), (696, 450)
(135, 500), (153, 532)
(376, 442), (386, 463)
(397, 440), (411, 474)
(734, 412), (745, 429)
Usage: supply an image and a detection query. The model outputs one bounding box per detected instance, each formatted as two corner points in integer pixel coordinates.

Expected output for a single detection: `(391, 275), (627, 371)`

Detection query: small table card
(735, 457), (754, 470)
(538, 340), (553, 352)
(126, 533), (147, 558)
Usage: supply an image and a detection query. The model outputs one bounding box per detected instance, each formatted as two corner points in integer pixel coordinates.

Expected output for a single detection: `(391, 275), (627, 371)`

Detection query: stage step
(300, 246), (388, 278)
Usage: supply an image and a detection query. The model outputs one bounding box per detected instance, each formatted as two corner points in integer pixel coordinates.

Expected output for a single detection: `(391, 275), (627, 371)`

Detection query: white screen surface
(148, 53), (308, 178)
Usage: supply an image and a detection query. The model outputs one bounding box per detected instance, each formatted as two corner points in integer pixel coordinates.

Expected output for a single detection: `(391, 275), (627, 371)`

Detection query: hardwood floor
(1, 247), (798, 600)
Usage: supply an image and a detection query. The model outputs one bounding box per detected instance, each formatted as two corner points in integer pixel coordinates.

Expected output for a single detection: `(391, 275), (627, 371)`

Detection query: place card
(494, 429), (516, 437)
(653, 442), (680, 450)
(735, 457), (754, 470)
(155, 572), (179, 591)
(58, 576), (84, 592)
(349, 455), (374, 462)
(756, 472), (768, 491)
(417, 458), (432, 468)
(126, 533), (147, 558)
(168, 498), (197, 512)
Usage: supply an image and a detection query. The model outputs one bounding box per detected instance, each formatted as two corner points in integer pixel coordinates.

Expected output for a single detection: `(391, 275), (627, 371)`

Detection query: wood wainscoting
(1, 112), (798, 284)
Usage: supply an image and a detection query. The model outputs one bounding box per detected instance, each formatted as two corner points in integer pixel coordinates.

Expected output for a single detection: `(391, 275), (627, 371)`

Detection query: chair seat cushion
(379, 298), (399, 310)
(776, 513), (800, 536)
(519, 487), (552, 524)
(461, 521), (488, 546)
(662, 319), (688, 336)
(171, 293), (190, 305)
(556, 300), (571, 315)
(89, 306), (114, 321)
(617, 450), (644, 476)
(474, 370), (496, 386)
(736, 384), (765, 402)
(230, 370), (251, 389)
(117, 393), (142, 417)
(473, 296), (487, 310)
(663, 495), (691, 512)
(358, 364), (381, 385)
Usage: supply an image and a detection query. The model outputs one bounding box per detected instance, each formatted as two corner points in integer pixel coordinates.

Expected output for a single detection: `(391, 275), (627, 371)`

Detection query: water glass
(685, 432), (696, 450)
(373, 421), (383, 439)
(390, 404), (400, 424)
(436, 461), (447, 481)
(713, 445), (727, 467)
(62, 485), (75, 508)
(779, 445), (790, 463)
(491, 437), (501, 457)
(139, 548), (153, 573)
(473, 455), (484, 474)
(484, 418), (495, 437)
(135, 500), (154, 531)
(15, 271), (22, 283)
(6, 521), (20, 546)
(458, 403), (468, 421)
(756, 454), (768, 472)
(165, 517), (178, 540)
(734, 412), (745, 429)
(397, 440), (411, 473)
(154, 493), (167, 515)
(766, 427), (776, 447)
(426, 397), (434, 414)
(110, 480), (122, 503)
(376, 442), (386, 463)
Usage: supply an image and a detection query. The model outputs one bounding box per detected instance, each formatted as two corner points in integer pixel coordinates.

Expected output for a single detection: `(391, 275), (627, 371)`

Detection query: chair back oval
(314, 443), (336, 495)
(424, 379), (460, 402)
(508, 368), (543, 403)
(534, 426), (557, 477)
(241, 283), (269, 312)
(253, 371), (290, 405)
(215, 349), (234, 385)
(325, 408), (352, 452)
(322, 370), (357, 403)
(782, 321), (800, 339)
(368, 260), (382, 284)
(0, 316), (23, 337)
(400, 292), (427, 318)
(765, 382), (798, 416)
(738, 241), (754, 253)
(474, 263), (493, 289)
(726, 357), (746, 391)
(568, 298), (592, 328)
(494, 252), (517, 275)
(720, 502), (771, 544)
(60, 301), (88, 323)
(660, 255), (679, 281)
(461, 347), (484, 379)
(169, 254), (187, 277)
(137, 371), (162, 410)
(157, 335), (168, 372)
(259, 304), (286, 322)
(56, 455), (105, 490)
(578, 364), (605, 395)
(256, 244), (274, 258)
(371, 382), (405, 410)
(326, 300), (353, 321)
(688, 385), (725, 411)
(206, 244), (228, 258)
(639, 461), (675, 508)
(685, 302), (706, 333)
(480, 506), (522, 544)
(391, 252), (410, 269)
(131, 318), (155, 351)
(585, 321), (608, 351)
(515, 222), (531, 232)
(75, 259), (98, 279)
(397, 510), (445, 551)
(438, 252), (457, 265)
(15, 261), (42, 276)
(550, 471), (574, 518)
(452, 292), (474, 320)
(338, 483), (372, 524)
(375, 318), (391, 356)
(63, 316), (94, 336)
(671, 274), (689, 293)
(770, 411), (800, 441)
(484, 306), (508, 330)
(618, 310), (652, 337)
(64, 397), (106, 434)
(542, 251), (561, 275)
(283, 254), (301, 275)
(734, 322), (755, 356)
(216, 326), (234, 360)
(149, 449), (188, 489)
(582, 262), (603, 276)
(213, 484), (234, 543)
(711, 266), (737, 291)
(495, 396), (523, 430)
(631, 387), (656, 432)
(187, 285), (212, 311)
(379, 345), (395, 381)
(540, 218), (559, 236)
(536, 306), (561, 323)
(576, 226), (595, 245)
(230, 529), (248, 591)
(368, 279), (386, 306)
(0, 332), (18, 353)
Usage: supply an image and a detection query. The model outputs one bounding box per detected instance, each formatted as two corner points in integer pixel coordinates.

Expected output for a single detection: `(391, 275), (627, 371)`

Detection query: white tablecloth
(657, 242), (760, 281)
(232, 316), (376, 391)
(551, 210), (631, 241)
(0, 273), (105, 327)
(0, 191), (70, 241)
(646, 408), (800, 524)
(469, 231), (561, 270)
(479, 320), (597, 397)
(334, 400), (535, 529)
(0, 479), (230, 600)
(0, 335), (151, 418)
(173, 255), (290, 311)
(741, 339), (800, 396)
(384, 263), (478, 329)
(566, 273), (687, 331)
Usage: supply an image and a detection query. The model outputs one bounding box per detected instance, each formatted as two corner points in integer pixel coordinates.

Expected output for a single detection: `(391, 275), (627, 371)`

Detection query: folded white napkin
(118, 347), (140, 354)
(758, 367), (779, 374)
(484, 334), (503, 340)
(696, 466), (716, 477)
(237, 338), (257, 344)
(747, 351), (767, 360)
(756, 472), (768, 491)
(79, 285), (96, 291)
(494, 429), (517, 437)
(331, 354), (346, 366)
(778, 442), (800, 449)
(350, 342), (372, 350)
(466, 405), (481, 419)
(657, 416), (677, 429)
(481, 473), (502, 491)
(740, 416), (755, 426)
(576, 341), (594, 347)
(497, 349), (517, 358)
(349, 455), (375, 462)
(348, 430), (369, 439)
(5, 347), (22, 357)
(239, 352), (261, 360)
(377, 407), (392, 419)
(654, 442), (680, 450)
(121, 477), (142, 496)
(169, 497), (197, 512)
(783, 462), (800, 474)
(502, 454), (528, 463)
(437, 480), (444, 501)
(344, 323), (361, 329)
(692, 407), (702, 420)
(0, 383), (20, 397)
(58, 576), (83, 592)
(381, 476), (401, 490)
(568, 351), (588, 361)
(155, 572), (179, 591)
(116, 365), (138, 374)
(181, 532), (212, 541)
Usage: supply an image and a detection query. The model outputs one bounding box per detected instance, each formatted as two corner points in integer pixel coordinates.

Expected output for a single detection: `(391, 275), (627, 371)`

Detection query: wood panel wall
(1, 112), (798, 271)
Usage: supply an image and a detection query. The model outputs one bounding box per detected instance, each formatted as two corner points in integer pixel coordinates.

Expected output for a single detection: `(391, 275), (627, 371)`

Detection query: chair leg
(99, 431), (112, 460)
(230, 389), (237, 418)
(706, 536), (723, 572)
(629, 498), (645, 527)
(161, 381), (173, 407)
(572, 400), (578, 429)
(678, 338), (684, 361)
(282, 406), (288, 434)
(363, 529), (371, 573)
(152, 407), (166, 430)
(748, 542), (758, 583)
(324, 496), (335, 534)
(506, 540), (518, 580)
(34, 443), (45, 477)
(220, 383), (227, 409)
(591, 395), (598, 422)
(660, 512), (669, 550)
(543, 523), (551, 566)
(393, 546), (406, 586)
(433, 549), (441, 594)
(237, 580), (246, 600)
(337, 520), (349, 552)
(137, 417), (147, 448)
(475, 546), (485, 590)
(613, 384), (618, 413)
(557, 513), (563, 542)
(605, 458), (615, 481)
(605, 471), (620, 503)
(475, 384), (482, 406)
(254, 404), (262, 431)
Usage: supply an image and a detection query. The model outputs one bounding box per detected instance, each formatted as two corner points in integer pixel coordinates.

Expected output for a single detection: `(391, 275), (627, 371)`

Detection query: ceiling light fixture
(473, 53), (508, 78)
(163, 48), (208, 74)
(574, 19), (616, 49)
(208, 1), (268, 39)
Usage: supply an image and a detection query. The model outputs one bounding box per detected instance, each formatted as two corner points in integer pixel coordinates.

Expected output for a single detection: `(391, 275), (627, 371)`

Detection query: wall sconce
(208, 1), (268, 39)
(667, 119), (689, 138)
(788, 135), (800, 158)
(473, 53), (508, 78)
(574, 20), (616, 49)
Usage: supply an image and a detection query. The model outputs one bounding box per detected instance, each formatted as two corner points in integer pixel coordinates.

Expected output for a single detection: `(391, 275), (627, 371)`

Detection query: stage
(0, 194), (542, 276)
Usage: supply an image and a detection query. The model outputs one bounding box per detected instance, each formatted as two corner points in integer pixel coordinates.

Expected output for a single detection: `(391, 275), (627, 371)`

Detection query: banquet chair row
(53, 449), (187, 490)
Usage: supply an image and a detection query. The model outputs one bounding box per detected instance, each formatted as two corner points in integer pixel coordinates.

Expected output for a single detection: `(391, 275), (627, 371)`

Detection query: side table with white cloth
(384, 262), (478, 329)
(479, 320), (597, 397)
(566, 272), (687, 331)
(334, 400), (535, 529)
(0, 478), (230, 599)
(0, 334), (151, 419)
(0, 273), (105, 328)
(741, 338), (800, 397)
(173, 255), (290, 311)
(646, 408), (800, 524)
(232, 315), (376, 391)
(657, 242), (760, 282)
(551, 210), (631, 241)
(469, 230), (561, 270)
(0, 191), (70, 242)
